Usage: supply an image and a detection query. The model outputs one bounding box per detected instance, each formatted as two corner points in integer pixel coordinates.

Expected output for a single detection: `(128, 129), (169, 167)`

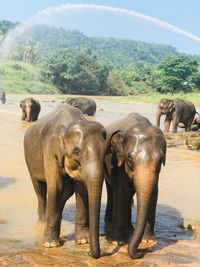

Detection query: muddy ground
(0, 94), (200, 266)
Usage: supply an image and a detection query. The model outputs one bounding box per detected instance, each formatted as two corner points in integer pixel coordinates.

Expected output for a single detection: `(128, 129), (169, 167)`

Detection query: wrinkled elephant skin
(24, 103), (106, 259)
(104, 112), (166, 259)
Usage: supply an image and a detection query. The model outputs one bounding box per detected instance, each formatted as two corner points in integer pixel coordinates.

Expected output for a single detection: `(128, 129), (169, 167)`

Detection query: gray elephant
(0, 89), (6, 104)
(104, 112), (166, 259)
(24, 102), (106, 259)
(20, 97), (41, 122)
(65, 97), (96, 116)
(156, 98), (196, 133)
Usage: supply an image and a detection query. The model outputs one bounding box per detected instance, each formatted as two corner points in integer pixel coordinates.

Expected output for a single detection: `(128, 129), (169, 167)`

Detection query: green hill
(0, 60), (59, 94)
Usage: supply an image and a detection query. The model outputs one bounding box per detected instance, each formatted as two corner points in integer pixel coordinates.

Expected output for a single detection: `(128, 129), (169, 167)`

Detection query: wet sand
(0, 94), (200, 266)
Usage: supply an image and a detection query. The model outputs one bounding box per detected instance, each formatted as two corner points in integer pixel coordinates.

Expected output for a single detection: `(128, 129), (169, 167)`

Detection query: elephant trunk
(128, 164), (157, 259)
(86, 174), (104, 259)
(156, 108), (162, 128)
(26, 107), (31, 122)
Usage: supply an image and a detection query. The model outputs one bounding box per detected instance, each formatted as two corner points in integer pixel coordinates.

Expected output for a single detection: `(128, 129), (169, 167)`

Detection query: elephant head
(156, 98), (175, 127)
(20, 98), (33, 121)
(51, 120), (107, 258)
(20, 97), (40, 122)
(107, 126), (166, 258)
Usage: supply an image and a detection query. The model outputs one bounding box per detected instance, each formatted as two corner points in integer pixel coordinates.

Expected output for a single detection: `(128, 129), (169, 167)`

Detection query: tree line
(0, 21), (200, 95)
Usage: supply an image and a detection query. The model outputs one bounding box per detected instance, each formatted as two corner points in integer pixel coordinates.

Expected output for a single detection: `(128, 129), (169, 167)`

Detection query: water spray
(0, 3), (200, 58)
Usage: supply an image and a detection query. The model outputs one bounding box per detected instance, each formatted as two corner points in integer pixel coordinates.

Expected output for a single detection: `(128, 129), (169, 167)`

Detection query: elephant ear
(50, 124), (66, 165)
(20, 100), (24, 108)
(107, 130), (125, 167)
(168, 101), (175, 112)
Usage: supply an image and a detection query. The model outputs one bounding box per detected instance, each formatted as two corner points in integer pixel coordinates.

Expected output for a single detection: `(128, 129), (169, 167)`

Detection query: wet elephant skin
(24, 102), (107, 259)
(104, 112), (166, 259)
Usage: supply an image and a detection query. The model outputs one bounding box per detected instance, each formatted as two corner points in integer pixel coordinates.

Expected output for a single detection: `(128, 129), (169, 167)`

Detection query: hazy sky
(0, 0), (200, 55)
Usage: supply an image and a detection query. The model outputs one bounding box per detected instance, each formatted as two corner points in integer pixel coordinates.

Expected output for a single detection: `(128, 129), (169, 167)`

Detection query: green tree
(41, 48), (110, 95)
(153, 55), (199, 93)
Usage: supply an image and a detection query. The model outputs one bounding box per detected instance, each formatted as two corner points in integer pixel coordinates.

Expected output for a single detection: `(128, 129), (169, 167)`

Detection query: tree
(152, 55), (199, 93)
(41, 48), (110, 95)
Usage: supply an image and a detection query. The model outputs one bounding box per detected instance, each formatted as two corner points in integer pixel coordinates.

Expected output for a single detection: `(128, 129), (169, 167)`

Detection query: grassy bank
(0, 60), (59, 94)
(1, 60), (200, 105)
(95, 92), (200, 105)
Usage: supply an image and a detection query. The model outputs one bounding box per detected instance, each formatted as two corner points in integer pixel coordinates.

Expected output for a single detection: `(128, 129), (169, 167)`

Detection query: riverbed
(0, 94), (200, 266)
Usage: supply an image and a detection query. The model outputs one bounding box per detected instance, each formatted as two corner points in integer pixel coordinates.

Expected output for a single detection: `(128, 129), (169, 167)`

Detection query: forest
(0, 20), (200, 96)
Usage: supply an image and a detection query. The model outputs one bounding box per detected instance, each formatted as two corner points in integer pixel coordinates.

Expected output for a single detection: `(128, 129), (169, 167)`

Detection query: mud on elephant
(24, 103), (107, 258)
(104, 112), (166, 259)
(65, 96), (97, 116)
(20, 97), (41, 122)
(156, 98), (196, 133)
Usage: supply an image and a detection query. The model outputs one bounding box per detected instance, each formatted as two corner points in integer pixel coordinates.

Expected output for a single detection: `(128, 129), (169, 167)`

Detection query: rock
(186, 137), (200, 150)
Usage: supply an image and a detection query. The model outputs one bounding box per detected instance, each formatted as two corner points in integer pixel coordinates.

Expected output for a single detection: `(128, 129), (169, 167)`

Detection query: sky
(0, 0), (200, 55)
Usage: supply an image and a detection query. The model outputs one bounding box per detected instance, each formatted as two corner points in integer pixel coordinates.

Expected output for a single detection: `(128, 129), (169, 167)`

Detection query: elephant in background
(156, 98), (196, 133)
(65, 97), (97, 116)
(24, 102), (106, 259)
(0, 89), (6, 104)
(104, 112), (166, 259)
(20, 97), (41, 122)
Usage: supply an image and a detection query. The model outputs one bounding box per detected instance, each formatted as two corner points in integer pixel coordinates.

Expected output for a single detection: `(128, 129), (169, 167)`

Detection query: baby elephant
(20, 97), (41, 122)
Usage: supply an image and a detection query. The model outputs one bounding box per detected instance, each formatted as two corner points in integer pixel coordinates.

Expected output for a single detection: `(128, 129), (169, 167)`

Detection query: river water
(0, 94), (200, 266)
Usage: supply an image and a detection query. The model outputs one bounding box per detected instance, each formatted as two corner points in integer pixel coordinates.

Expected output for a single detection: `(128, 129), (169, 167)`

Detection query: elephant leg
(164, 115), (171, 133)
(43, 166), (63, 247)
(111, 168), (133, 244)
(44, 187), (62, 247)
(21, 111), (26, 121)
(172, 117), (179, 133)
(185, 123), (192, 132)
(56, 177), (74, 240)
(74, 181), (90, 244)
(30, 177), (47, 222)
(104, 180), (113, 237)
(143, 185), (158, 242)
(59, 176), (74, 213)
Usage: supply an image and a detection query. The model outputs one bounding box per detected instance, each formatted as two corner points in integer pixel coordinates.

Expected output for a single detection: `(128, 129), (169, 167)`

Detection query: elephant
(156, 98), (196, 133)
(23, 102), (106, 259)
(104, 112), (166, 259)
(0, 89), (6, 104)
(20, 97), (41, 122)
(65, 97), (97, 116)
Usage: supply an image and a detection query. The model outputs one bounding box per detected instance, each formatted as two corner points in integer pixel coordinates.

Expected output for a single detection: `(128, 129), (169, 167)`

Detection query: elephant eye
(73, 146), (81, 158)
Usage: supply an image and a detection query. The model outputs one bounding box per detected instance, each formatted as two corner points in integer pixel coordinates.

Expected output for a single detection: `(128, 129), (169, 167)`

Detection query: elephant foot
(106, 235), (128, 245)
(142, 233), (156, 244)
(43, 239), (61, 248)
(75, 227), (90, 244)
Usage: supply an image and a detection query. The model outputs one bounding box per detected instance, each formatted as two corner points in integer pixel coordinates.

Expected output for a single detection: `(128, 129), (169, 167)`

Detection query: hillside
(0, 22), (199, 96)
(0, 61), (59, 94)
(1, 23), (179, 66)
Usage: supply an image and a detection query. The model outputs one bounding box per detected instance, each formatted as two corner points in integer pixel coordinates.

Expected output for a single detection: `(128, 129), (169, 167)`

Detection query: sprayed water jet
(0, 3), (200, 59)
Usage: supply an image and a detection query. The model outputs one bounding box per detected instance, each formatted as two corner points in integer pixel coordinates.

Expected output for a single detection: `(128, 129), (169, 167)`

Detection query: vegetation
(0, 21), (200, 98)
(0, 61), (59, 94)
(0, 20), (17, 41)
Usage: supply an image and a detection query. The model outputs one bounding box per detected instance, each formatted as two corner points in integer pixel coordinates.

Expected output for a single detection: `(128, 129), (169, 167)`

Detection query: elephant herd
(5, 95), (200, 259)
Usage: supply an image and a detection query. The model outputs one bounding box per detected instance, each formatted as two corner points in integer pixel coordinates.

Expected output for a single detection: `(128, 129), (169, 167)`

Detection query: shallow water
(0, 94), (200, 255)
